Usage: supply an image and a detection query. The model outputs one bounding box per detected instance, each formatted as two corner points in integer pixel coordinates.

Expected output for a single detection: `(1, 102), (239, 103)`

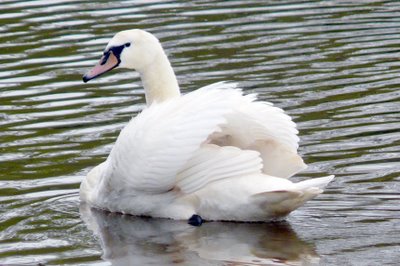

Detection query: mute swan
(81, 29), (334, 225)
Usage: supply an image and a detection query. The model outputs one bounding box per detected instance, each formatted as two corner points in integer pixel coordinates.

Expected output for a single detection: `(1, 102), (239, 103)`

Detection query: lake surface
(1, 0), (400, 265)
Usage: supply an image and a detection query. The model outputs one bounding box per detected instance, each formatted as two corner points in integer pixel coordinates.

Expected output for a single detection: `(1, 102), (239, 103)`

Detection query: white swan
(81, 29), (334, 224)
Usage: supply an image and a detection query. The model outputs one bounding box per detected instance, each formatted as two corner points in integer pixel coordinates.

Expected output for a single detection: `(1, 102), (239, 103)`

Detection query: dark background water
(1, 0), (400, 265)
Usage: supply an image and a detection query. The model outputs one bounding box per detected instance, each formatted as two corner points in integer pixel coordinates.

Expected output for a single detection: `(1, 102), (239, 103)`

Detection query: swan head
(83, 29), (163, 82)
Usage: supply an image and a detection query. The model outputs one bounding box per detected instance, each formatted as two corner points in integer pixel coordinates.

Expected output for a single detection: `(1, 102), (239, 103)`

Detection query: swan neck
(139, 52), (180, 105)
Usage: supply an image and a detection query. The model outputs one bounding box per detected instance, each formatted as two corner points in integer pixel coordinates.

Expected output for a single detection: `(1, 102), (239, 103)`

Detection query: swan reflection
(80, 204), (319, 265)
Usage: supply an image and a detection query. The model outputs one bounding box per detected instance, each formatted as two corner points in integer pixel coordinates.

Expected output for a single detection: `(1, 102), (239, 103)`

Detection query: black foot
(188, 214), (203, 226)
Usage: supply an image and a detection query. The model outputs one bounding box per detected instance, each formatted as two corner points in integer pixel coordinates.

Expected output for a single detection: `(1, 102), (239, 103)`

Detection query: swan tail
(294, 175), (334, 190)
(252, 175), (334, 218)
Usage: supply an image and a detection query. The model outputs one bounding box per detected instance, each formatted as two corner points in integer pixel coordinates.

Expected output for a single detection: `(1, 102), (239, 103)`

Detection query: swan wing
(208, 90), (307, 178)
(106, 85), (244, 193)
(176, 144), (263, 194)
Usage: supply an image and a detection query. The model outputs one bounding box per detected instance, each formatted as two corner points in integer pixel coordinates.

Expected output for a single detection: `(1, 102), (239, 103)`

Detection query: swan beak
(83, 51), (120, 83)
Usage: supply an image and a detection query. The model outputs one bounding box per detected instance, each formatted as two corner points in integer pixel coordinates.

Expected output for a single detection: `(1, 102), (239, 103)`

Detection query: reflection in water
(80, 204), (318, 265)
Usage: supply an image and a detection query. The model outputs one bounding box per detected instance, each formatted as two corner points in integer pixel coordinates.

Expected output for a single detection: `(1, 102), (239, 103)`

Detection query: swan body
(81, 29), (334, 222)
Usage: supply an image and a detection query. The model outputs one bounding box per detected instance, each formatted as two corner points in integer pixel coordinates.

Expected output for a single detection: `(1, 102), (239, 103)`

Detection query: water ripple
(1, 0), (400, 265)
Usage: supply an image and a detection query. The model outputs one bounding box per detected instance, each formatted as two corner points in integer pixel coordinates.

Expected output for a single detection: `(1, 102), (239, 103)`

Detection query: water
(1, 0), (400, 265)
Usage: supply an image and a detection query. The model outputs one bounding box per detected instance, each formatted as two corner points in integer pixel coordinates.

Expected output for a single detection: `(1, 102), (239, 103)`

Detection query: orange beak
(83, 51), (120, 83)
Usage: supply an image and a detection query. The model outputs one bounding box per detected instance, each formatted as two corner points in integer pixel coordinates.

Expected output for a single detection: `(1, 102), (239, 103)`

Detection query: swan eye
(125, 42), (131, 47)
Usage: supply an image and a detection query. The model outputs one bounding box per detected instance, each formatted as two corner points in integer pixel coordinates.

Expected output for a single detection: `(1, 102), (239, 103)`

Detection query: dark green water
(1, 0), (400, 265)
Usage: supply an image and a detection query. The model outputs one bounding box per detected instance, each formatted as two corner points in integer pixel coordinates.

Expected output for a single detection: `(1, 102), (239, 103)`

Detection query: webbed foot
(188, 214), (203, 226)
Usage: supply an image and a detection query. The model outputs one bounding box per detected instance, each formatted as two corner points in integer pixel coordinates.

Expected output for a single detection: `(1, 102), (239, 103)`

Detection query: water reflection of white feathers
(80, 204), (319, 265)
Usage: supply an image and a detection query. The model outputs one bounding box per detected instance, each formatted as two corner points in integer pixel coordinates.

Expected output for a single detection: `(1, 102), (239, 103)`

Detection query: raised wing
(105, 83), (244, 193)
(208, 91), (307, 178)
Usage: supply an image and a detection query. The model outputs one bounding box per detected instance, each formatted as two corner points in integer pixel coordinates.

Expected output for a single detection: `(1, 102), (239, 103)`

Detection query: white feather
(207, 94), (306, 178)
(107, 86), (244, 193)
(176, 144), (263, 194)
